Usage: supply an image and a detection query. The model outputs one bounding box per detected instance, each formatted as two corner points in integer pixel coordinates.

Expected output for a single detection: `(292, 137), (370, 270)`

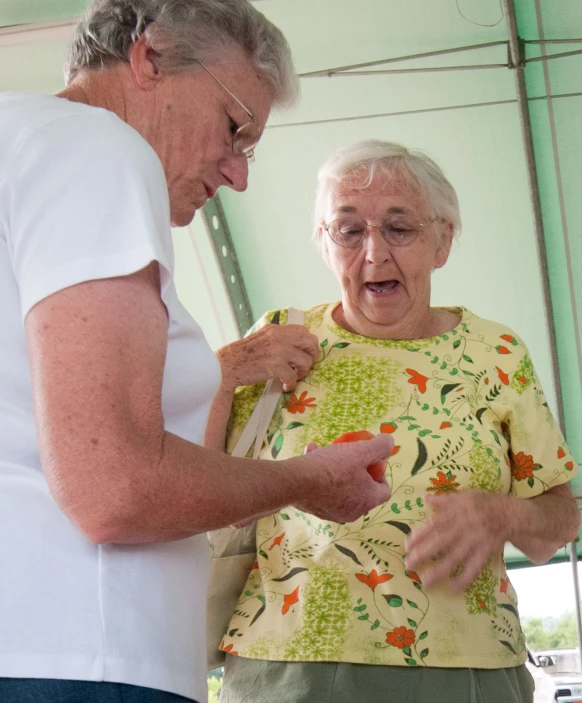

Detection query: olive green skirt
(219, 655), (534, 703)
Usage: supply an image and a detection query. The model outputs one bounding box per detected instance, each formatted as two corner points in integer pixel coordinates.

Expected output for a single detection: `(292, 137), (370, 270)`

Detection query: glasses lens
(233, 122), (257, 160)
(328, 219), (367, 248)
(380, 216), (421, 246)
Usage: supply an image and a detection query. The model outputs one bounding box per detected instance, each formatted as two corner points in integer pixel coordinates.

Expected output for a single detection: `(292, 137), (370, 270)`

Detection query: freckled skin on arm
(26, 263), (393, 544)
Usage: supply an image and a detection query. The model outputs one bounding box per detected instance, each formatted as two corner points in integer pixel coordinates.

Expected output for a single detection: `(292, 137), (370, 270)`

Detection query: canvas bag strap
(231, 307), (305, 460)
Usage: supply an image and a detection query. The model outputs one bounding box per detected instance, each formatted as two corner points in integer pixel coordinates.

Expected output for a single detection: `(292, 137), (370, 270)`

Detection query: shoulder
(461, 308), (530, 354)
(247, 302), (333, 334)
(3, 94), (164, 188)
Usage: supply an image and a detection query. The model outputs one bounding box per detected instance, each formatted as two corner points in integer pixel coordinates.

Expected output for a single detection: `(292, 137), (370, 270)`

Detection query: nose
(364, 226), (393, 264)
(219, 155), (249, 193)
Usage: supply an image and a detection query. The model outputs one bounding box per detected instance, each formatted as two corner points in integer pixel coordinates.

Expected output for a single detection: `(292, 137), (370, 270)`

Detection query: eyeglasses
(323, 215), (438, 248)
(198, 60), (257, 161)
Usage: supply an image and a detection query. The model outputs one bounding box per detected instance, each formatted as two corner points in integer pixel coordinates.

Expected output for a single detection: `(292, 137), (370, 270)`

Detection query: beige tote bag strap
(231, 307), (305, 460)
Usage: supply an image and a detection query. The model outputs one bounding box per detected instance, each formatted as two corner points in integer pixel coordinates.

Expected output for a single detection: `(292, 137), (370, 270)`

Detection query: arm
(406, 484), (580, 591)
(205, 322), (319, 451)
(28, 264), (391, 545)
(506, 482), (579, 562)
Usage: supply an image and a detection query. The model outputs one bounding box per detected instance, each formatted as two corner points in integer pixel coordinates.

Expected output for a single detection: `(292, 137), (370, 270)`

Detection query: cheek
(329, 250), (362, 284)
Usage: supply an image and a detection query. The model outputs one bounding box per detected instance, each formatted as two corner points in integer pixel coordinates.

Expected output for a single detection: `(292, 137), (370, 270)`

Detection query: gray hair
(313, 139), (462, 250)
(64, 0), (299, 107)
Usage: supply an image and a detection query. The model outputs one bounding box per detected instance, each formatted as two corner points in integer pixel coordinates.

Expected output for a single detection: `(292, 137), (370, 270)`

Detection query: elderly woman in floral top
(207, 139), (580, 703)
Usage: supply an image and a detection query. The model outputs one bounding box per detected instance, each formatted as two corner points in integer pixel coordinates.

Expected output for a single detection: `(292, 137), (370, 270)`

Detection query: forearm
(505, 487), (580, 564)
(65, 431), (309, 544)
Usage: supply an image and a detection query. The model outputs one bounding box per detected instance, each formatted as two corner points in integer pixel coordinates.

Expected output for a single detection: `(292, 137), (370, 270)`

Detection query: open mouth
(365, 280), (400, 294)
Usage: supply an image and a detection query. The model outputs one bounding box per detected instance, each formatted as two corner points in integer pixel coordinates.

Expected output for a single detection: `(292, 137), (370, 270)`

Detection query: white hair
(64, 0), (299, 107)
(313, 139), (462, 251)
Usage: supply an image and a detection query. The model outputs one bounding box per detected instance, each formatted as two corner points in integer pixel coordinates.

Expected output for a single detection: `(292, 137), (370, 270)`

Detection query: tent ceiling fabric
(0, 0), (580, 565)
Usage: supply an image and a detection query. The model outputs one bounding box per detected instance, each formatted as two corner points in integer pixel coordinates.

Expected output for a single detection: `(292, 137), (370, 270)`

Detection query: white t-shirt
(0, 92), (221, 702)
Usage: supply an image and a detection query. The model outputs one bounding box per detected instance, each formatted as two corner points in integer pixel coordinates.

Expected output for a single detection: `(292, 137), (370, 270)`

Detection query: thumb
(357, 434), (394, 462)
(304, 442), (319, 455)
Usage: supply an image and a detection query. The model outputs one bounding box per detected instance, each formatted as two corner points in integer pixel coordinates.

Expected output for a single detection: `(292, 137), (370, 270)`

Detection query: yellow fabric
(220, 303), (577, 669)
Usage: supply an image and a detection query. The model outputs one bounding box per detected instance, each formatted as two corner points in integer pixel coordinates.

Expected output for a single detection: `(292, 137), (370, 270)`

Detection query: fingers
(358, 434), (394, 462)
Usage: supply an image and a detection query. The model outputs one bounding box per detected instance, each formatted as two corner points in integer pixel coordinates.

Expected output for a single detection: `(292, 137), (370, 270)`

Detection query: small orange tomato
(332, 430), (386, 482)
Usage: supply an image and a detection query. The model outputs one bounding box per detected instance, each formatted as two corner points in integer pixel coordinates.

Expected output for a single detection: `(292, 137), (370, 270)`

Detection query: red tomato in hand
(332, 430), (386, 483)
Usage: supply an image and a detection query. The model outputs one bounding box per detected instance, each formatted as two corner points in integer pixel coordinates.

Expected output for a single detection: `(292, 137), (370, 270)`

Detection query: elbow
(69, 498), (144, 545)
(50, 475), (150, 545)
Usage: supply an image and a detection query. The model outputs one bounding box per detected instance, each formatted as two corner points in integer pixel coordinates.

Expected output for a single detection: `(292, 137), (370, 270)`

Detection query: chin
(170, 206), (198, 228)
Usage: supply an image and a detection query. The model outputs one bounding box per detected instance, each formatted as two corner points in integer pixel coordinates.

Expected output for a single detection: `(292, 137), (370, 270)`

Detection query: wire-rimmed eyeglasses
(198, 60), (257, 161)
(323, 215), (438, 248)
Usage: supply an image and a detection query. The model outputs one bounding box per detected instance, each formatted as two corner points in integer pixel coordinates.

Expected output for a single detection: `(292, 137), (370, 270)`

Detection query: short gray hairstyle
(64, 0), (299, 107)
(313, 139), (462, 250)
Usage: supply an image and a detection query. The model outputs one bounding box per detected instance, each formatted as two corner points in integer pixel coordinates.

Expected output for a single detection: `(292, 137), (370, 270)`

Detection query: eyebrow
(333, 205), (416, 216)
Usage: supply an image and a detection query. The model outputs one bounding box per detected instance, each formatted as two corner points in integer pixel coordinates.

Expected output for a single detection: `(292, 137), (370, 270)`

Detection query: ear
(128, 33), (163, 90)
(434, 220), (454, 269)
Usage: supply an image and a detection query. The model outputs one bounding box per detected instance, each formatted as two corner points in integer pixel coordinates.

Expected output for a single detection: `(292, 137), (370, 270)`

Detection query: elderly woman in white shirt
(0, 3), (392, 702)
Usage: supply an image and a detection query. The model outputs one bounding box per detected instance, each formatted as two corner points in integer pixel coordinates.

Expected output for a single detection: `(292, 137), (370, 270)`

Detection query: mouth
(365, 280), (400, 294)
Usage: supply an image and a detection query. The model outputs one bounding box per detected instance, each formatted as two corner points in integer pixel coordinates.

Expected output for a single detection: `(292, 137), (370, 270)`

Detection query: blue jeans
(0, 679), (198, 703)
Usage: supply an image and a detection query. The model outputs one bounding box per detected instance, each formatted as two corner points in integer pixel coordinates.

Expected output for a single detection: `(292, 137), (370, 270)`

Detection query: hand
(217, 324), (319, 392)
(405, 491), (512, 591)
(292, 435), (393, 523)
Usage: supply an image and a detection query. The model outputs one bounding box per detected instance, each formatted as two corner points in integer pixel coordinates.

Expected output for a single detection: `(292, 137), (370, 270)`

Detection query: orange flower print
(406, 571), (422, 585)
(500, 578), (509, 594)
(566, 461), (574, 470)
(221, 643), (238, 655)
(355, 569), (393, 590)
(386, 626), (416, 649)
(557, 448), (566, 459)
(496, 367), (510, 386)
(439, 422), (452, 430)
(477, 599), (486, 610)
(510, 452), (537, 481)
(381, 422), (397, 434)
(406, 369), (429, 394)
(496, 345), (511, 355)
(517, 376), (527, 384)
(427, 471), (460, 495)
(268, 532), (286, 550)
(500, 334), (517, 345)
(389, 445), (401, 457)
(282, 586), (300, 615)
(251, 561), (259, 570)
(283, 391), (316, 414)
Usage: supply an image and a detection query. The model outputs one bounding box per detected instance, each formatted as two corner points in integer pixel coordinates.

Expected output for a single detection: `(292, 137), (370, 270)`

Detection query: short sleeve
(225, 308), (286, 455)
(495, 336), (579, 497)
(4, 109), (173, 319)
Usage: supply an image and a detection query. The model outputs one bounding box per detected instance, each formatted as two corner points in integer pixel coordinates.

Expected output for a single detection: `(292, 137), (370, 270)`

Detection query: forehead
(209, 51), (275, 125)
(328, 173), (427, 216)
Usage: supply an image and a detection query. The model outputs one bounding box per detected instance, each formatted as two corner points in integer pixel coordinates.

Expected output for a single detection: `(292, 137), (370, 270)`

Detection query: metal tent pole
(569, 541), (582, 671)
(503, 0), (582, 666)
(502, 0), (565, 430)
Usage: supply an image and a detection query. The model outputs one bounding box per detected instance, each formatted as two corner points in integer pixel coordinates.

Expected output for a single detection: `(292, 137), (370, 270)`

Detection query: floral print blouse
(219, 303), (578, 669)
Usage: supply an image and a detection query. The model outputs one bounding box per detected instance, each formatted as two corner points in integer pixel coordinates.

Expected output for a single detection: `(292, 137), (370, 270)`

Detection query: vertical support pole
(502, 0), (566, 431)
(201, 196), (254, 338)
(503, 0), (582, 666)
(569, 540), (582, 672)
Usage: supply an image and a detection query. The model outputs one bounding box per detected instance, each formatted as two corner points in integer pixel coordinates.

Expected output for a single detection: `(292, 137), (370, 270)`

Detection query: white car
(527, 650), (558, 703)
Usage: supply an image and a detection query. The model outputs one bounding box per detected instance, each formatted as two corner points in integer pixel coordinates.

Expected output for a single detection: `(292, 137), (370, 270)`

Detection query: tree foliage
(523, 613), (578, 651)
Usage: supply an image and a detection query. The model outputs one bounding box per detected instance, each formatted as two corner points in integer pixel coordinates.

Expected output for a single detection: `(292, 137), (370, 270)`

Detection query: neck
(334, 301), (456, 340)
(56, 67), (150, 139)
